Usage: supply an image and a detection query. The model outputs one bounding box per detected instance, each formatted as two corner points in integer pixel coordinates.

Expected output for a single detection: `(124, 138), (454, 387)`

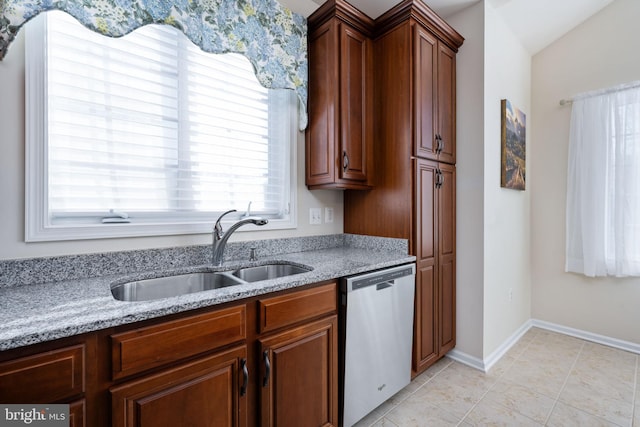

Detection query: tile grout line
(542, 341), (585, 426)
(364, 358), (454, 426)
(455, 379), (500, 426)
(455, 331), (541, 426)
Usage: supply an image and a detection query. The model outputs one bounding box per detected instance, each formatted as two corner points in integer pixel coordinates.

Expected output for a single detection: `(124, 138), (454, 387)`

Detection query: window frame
(24, 13), (298, 242)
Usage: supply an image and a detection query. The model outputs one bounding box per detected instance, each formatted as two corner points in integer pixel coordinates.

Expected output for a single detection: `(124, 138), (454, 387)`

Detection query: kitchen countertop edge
(0, 246), (415, 351)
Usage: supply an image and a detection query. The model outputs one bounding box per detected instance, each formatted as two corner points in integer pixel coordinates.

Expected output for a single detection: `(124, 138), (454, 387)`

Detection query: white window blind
(26, 11), (297, 241)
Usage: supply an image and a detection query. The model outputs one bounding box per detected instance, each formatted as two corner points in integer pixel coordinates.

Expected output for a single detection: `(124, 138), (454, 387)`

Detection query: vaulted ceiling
(280, 0), (616, 54)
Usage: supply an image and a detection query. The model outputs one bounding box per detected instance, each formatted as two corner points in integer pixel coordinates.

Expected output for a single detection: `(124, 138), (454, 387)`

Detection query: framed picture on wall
(500, 99), (526, 190)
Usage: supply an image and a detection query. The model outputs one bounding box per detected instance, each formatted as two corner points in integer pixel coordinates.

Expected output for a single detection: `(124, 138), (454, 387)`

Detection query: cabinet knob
(342, 151), (350, 173)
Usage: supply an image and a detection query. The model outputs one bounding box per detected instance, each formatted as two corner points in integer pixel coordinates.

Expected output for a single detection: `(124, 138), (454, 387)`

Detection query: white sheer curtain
(566, 81), (640, 277)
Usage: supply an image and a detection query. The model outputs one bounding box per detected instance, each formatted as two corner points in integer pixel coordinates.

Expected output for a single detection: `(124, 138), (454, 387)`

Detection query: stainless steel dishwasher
(341, 263), (416, 427)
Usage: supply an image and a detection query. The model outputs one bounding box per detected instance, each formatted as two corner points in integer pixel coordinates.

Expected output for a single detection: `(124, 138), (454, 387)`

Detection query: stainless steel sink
(111, 272), (244, 302)
(111, 262), (313, 302)
(232, 263), (312, 282)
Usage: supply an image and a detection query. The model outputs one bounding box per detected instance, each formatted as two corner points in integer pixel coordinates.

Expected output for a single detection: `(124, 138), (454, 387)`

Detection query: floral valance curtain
(0, 0), (308, 129)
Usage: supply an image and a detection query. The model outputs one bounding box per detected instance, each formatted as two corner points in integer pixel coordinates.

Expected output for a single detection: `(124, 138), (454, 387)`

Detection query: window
(25, 11), (297, 242)
(565, 81), (640, 277)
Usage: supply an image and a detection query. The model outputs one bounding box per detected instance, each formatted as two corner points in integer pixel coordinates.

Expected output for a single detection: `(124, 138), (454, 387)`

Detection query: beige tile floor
(353, 327), (640, 426)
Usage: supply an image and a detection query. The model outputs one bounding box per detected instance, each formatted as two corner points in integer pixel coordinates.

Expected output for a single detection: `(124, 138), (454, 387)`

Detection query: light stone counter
(0, 234), (414, 351)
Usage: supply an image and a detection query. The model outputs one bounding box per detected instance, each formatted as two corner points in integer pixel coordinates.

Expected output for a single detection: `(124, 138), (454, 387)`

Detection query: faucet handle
(214, 209), (237, 237)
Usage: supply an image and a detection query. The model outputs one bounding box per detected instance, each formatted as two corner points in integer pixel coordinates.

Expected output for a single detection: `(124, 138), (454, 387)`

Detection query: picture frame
(501, 99), (526, 190)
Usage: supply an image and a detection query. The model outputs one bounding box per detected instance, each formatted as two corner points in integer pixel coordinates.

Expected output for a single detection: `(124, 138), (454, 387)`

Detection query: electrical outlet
(310, 208), (322, 225)
(324, 207), (334, 223)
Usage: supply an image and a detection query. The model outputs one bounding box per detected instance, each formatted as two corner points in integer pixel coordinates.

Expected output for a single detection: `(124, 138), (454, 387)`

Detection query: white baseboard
(446, 318), (640, 373)
(531, 319), (640, 355)
(447, 319), (532, 373)
(446, 349), (485, 371)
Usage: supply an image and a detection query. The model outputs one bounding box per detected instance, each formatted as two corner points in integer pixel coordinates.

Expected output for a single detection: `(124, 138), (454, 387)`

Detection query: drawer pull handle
(435, 169), (444, 189)
(435, 134), (444, 153)
(240, 358), (248, 396)
(262, 350), (271, 387)
(342, 151), (350, 173)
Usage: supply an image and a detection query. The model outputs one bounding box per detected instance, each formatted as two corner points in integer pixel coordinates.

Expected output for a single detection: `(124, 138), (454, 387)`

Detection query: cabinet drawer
(0, 344), (85, 403)
(69, 399), (85, 427)
(111, 305), (246, 380)
(258, 283), (337, 333)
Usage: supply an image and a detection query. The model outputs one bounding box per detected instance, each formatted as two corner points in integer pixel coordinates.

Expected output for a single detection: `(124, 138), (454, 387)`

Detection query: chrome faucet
(212, 209), (268, 266)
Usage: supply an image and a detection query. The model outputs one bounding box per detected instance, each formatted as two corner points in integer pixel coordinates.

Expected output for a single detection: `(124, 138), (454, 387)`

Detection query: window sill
(25, 217), (297, 242)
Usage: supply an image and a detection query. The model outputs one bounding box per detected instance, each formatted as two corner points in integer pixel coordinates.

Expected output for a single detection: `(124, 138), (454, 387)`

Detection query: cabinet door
(414, 25), (438, 160)
(414, 25), (457, 165)
(340, 23), (372, 184)
(260, 316), (338, 427)
(306, 19), (339, 188)
(306, 10), (373, 190)
(111, 345), (247, 427)
(438, 164), (456, 354)
(413, 159), (456, 373)
(413, 159), (439, 372)
(437, 44), (457, 164)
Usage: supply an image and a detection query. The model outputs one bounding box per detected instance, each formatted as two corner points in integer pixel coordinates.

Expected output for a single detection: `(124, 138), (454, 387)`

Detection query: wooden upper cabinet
(340, 25), (372, 183)
(436, 43), (457, 165)
(306, 0), (374, 190)
(414, 24), (457, 164)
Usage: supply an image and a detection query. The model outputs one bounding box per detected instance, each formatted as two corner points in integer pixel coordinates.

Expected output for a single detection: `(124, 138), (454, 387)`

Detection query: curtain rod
(559, 80), (640, 106)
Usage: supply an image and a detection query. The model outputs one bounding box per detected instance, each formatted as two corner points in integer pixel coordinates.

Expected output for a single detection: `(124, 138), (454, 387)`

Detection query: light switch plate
(324, 207), (334, 223)
(309, 208), (322, 225)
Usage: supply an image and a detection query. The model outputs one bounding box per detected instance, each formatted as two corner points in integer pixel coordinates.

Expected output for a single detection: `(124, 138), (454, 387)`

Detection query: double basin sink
(111, 263), (312, 302)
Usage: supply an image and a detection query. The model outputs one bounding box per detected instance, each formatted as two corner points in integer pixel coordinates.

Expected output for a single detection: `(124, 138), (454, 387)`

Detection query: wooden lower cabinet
(0, 281), (338, 427)
(259, 316), (338, 427)
(0, 338), (92, 426)
(0, 343), (86, 404)
(110, 345), (248, 427)
(69, 399), (86, 427)
(413, 159), (456, 373)
(414, 265), (438, 372)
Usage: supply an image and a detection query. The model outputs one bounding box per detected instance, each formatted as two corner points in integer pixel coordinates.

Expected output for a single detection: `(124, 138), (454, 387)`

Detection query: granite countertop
(0, 235), (415, 351)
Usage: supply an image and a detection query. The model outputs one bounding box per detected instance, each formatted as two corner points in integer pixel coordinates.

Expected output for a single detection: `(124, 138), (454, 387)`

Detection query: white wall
(482, 2), (532, 358)
(0, 31), (343, 261)
(531, 0), (640, 344)
(449, 0), (532, 360)
(447, 1), (485, 361)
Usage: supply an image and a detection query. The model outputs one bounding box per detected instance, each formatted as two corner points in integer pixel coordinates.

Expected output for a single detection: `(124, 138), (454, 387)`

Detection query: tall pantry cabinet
(343, 0), (463, 376)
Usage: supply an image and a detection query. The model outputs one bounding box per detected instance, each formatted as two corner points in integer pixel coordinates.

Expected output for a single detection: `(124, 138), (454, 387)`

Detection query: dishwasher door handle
(376, 281), (394, 291)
